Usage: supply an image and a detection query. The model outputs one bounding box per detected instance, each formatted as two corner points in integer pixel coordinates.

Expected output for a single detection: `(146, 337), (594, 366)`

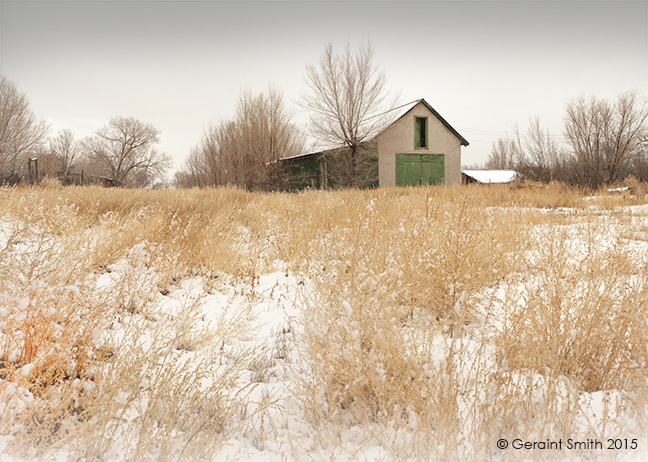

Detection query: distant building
(57, 171), (115, 187)
(461, 170), (521, 185)
(281, 99), (469, 189)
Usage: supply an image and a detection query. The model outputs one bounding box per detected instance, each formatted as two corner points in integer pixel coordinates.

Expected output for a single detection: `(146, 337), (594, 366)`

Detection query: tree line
(2, 40), (647, 190)
(0, 41), (397, 190)
(0, 75), (171, 187)
(486, 91), (648, 189)
(175, 41), (398, 190)
(175, 87), (305, 190)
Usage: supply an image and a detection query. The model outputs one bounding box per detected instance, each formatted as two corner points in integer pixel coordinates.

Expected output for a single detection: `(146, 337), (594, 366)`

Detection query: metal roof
(462, 170), (520, 183)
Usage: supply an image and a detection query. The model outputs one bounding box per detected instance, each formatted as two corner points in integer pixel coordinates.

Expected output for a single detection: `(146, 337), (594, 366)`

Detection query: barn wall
(376, 102), (462, 186)
(282, 143), (379, 191)
(283, 155), (322, 190)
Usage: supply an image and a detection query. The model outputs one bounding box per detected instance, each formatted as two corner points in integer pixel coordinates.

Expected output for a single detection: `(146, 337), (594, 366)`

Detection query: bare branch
(49, 129), (81, 175)
(83, 116), (170, 187)
(176, 87), (304, 190)
(0, 75), (49, 177)
(299, 40), (398, 186)
(563, 91), (648, 187)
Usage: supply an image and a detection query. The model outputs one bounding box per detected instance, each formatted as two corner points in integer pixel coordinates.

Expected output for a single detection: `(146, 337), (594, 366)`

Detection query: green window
(415, 116), (428, 149)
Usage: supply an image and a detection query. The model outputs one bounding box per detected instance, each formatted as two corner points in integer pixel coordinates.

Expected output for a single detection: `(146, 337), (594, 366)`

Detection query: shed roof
(462, 170), (520, 183)
(280, 145), (344, 162)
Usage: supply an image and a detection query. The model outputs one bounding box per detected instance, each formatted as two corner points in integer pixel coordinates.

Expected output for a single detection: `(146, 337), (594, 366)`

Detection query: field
(0, 181), (647, 461)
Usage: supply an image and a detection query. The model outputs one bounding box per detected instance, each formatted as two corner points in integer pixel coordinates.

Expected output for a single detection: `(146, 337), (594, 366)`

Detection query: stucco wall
(376, 102), (463, 186)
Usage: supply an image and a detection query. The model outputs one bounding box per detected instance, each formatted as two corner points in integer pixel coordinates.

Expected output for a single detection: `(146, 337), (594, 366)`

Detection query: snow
(1, 201), (648, 461)
(463, 169), (520, 183)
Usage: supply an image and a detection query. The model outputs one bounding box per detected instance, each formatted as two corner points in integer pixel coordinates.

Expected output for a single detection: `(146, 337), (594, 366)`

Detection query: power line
(457, 126), (567, 139)
(458, 127), (568, 142)
(364, 99), (422, 121)
(468, 139), (505, 143)
(458, 127), (565, 138)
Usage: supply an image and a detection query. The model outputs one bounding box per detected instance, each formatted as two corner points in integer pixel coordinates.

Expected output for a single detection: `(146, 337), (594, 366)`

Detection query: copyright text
(496, 438), (638, 451)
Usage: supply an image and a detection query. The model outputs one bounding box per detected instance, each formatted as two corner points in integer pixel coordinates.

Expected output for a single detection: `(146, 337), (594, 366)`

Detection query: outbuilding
(461, 170), (521, 185)
(282, 99), (469, 189)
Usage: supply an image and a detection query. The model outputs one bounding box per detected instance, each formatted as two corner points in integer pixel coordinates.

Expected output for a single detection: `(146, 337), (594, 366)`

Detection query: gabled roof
(280, 97), (469, 161)
(385, 98), (469, 147)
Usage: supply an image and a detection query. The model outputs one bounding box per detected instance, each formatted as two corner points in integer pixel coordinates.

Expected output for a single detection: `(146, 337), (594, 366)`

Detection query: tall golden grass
(0, 180), (646, 460)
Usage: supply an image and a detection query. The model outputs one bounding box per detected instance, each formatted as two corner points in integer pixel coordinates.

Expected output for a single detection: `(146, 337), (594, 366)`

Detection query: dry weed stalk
(0, 182), (646, 460)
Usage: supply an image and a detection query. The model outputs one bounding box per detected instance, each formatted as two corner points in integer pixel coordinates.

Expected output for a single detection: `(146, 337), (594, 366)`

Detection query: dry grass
(290, 184), (648, 460)
(0, 180), (647, 460)
(0, 184), (261, 460)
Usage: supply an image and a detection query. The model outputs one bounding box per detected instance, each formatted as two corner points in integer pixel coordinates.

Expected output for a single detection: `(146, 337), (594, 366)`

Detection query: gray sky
(1, 0), (647, 173)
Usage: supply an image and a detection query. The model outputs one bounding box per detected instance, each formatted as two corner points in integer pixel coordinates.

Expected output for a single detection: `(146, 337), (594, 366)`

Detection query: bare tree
(0, 75), (49, 178)
(177, 87), (304, 190)
(628, 135), (648, 181)
(179, 125), (222, 187)
(237, 87), (305, 188)
(564, 91), (648, 188)
(486, 118), (567, 182)
(300, 41), (397, 187)
(515, 117), (565, 181)
(563, 95), (612, 188)
(177, 123), (236, 188)
(49, 129), (81, 176)
(83, 116), (171, 187)
(523, 117), (562, 172)
(486, 136), (521, 170)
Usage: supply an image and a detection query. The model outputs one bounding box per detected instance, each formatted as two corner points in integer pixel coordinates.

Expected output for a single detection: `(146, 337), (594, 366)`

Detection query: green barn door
(395, 153), (444, 186)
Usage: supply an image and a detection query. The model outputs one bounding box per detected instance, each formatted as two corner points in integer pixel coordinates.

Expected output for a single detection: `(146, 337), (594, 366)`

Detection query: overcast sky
(1, 0), (646, 174)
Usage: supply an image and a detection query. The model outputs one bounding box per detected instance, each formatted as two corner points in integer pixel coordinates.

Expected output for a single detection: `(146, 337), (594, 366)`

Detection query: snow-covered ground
(1, 196), (648, 461)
